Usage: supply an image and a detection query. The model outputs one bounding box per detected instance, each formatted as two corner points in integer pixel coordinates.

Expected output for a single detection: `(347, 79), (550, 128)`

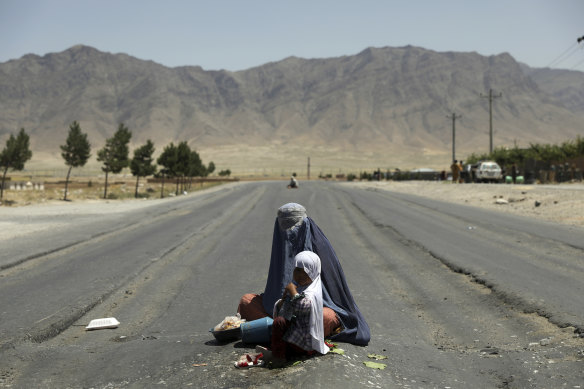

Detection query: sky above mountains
(1, 0), (583, 72)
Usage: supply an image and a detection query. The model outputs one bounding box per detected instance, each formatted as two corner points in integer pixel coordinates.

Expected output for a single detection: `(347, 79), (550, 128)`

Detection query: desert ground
(345, 180), (584, 227)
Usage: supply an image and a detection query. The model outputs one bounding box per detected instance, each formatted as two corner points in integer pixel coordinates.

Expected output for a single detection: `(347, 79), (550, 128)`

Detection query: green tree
(490, 147), (512, 167)
(61, 121), (91, 201)
(467, 137), (584, 175)
(206, 161), (215, 176)
(189, 150), (206, 178)
(157, 143), (178, 198)
(130, 140), (156, 198)
(175, 141), (191, 194)
(560, 139), (578, 159)
(97, 123), (132, 199)
(185, 150), (202, 190)
(0, 128), (33, 201)
(576, 136), (584, 155)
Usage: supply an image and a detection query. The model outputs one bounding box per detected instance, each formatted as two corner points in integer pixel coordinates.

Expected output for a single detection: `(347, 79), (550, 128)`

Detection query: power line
(544, 42), (579, 69)
(529, 35), (584, 82)
(480, 89), (502, 154)
(571, 36), (584, 71)
(571, 56), (584, 71)
(527, 35), (584, 78)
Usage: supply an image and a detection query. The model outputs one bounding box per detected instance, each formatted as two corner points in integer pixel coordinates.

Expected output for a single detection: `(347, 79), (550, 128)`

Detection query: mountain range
(1, 44), (583, 173)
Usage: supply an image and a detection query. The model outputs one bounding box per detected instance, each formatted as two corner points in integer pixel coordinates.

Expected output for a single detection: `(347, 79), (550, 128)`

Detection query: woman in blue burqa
(238, 203), (370, 346)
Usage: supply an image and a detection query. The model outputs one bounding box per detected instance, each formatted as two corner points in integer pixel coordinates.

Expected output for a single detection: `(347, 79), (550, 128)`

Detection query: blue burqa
(262, 203), (370, 346)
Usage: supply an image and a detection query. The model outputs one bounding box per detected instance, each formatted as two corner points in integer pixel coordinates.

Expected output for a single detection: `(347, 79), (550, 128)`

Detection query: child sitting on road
(258, 251), (330, 366)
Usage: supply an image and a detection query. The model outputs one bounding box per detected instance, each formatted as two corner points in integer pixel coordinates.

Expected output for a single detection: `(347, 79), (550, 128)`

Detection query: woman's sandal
(234, 352), (264, 368)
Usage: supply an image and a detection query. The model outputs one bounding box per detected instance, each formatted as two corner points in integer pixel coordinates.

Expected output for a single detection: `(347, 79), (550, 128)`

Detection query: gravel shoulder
(343, 181), (584, 227)
(0, 183), (243, 242)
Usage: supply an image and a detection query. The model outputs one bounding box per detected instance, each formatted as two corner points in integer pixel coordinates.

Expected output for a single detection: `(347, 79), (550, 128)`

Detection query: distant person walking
(450, 160), (460, 184)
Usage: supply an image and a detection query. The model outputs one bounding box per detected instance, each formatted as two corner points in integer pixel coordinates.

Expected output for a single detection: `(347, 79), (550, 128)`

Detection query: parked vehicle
(473, 161), (502, 183)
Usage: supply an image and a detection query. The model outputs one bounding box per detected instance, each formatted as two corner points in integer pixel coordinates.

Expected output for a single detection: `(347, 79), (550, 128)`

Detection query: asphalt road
(1, 181), (583, 388)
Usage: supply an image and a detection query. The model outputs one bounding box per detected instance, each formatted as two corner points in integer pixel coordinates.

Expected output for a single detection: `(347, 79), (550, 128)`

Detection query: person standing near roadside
(450, 160), (460, 184)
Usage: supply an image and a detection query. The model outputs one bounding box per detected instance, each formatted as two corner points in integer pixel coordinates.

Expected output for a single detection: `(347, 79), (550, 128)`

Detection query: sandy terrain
(345, 181), (584, 227)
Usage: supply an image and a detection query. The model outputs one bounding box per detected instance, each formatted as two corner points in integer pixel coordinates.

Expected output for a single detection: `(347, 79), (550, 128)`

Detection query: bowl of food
(210, 326), (241, 342)
(210, 315), (245, 342)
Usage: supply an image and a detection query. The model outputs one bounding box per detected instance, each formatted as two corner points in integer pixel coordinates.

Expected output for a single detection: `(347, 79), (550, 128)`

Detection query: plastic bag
(214, 313), (246, 331)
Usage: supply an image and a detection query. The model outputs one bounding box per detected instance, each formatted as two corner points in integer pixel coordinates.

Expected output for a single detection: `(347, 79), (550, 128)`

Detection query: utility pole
(446, 112), (462, 162)
(307, 157), (310, 180)
(480, 89), (502, 154)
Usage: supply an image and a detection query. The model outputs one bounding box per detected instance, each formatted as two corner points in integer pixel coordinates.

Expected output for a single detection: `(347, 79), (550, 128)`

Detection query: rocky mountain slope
(521, 64), (584, 113)
(1, 45), (582, 171)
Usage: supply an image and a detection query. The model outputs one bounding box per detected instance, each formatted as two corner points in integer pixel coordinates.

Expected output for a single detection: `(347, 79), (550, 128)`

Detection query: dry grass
(0, 176), (224, 207)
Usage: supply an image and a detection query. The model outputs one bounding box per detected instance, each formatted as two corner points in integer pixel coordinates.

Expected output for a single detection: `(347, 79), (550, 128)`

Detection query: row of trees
(348, 137), (584, 183)
(465, 137), (584, 167)
(0, 121), (218, 202)
(156, 140), (215, 198)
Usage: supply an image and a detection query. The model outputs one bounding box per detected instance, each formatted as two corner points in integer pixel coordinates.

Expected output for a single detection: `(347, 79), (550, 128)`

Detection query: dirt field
(345, 180), (584, 227)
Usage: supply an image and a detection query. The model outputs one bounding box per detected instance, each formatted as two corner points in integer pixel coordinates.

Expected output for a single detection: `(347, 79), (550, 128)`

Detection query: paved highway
(1, 181), (582, 388)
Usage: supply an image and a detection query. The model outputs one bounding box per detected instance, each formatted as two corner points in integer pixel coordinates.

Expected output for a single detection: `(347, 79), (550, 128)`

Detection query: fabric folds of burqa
(262, 203), (370, 346)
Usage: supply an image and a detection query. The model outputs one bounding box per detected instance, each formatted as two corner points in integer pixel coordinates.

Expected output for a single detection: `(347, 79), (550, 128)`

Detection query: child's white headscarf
(295, 251), (329, 355)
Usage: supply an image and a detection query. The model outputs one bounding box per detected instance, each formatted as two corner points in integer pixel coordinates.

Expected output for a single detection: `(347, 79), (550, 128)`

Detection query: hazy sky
(1, 0), (583, 72)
